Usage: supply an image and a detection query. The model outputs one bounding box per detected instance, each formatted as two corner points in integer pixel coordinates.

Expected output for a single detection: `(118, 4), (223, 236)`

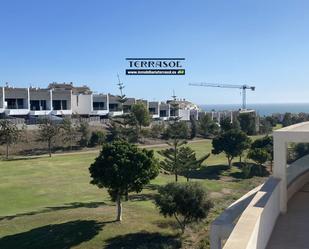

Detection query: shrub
(89, 130), (106, 147)
(155, 182), (213, 233)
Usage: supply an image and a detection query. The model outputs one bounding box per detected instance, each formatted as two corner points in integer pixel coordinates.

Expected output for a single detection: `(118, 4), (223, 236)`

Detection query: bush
(247, 148), (270, 175)
(155, 182), (213, 233)
(150, 123), (165, 139)
(89, 130), (106, 147)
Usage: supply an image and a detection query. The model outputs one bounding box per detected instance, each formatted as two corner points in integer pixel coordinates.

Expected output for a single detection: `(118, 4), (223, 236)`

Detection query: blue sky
(1, 0), (309, 105)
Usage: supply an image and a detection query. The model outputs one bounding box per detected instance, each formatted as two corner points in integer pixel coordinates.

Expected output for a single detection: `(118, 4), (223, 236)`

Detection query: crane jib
(188, 82), (256, 110)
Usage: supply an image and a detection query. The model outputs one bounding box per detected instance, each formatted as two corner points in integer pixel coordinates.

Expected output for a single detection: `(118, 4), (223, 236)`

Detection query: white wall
(71, 94), (92, 115)
(222, 177), (281, 249)
(179, 109), (190, 121)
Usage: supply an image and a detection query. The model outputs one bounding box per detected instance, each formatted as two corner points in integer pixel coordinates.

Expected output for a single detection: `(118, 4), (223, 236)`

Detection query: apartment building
(0, 83), (201, 121)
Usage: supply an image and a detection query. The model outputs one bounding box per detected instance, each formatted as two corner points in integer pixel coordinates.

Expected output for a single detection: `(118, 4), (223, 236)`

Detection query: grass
(0, 139), (265, 249)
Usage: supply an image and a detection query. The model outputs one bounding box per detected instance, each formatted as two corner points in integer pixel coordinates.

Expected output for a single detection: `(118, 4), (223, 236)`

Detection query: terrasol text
(128, 60), (183, 68)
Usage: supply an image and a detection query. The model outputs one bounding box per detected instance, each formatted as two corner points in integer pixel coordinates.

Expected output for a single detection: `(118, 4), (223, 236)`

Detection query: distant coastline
(200, 103), (309, 116)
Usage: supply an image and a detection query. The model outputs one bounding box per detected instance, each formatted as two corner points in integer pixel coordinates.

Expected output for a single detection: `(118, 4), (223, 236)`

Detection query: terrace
(211, 122), (309, 249)
(4, 87), (30, 115)
(51, 89), (72, 115)
(29, 88), (52, 115)
(91, 94), (109, 116)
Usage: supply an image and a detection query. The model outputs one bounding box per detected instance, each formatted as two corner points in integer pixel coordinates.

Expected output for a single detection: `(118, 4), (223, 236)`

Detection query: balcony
(211, 122), (309, 249)
(52, 100), (72, 115)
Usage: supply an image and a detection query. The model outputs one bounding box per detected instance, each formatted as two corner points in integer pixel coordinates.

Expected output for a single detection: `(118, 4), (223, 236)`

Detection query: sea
(200, 103), (309, 116)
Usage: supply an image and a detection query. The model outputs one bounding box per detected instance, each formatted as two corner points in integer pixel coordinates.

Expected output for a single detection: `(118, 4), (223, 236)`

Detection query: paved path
(267, 183), (309, 249)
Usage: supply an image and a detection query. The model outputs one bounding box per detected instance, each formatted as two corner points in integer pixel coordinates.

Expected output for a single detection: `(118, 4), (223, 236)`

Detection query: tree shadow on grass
(187, 164), (229, 180)
(0, 220), (106, 249)
(105, 232), (181, 249)
(153, 220), (179, 230)
(144, 183), (160, 191)
(129, 193), (155, 202)
(0, 156), (42, 162)
(0, 201), (108, 221)
(229, 163), (270, 179)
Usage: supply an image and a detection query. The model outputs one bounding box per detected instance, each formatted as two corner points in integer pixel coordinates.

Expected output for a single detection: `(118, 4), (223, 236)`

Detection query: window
(109, 103), (119, 111)
(93, 102), (105, 110)
(123, 105), (131, 113)
(40, 100), (47, 110)
(170, 109), (177, 117)
(53, 100), (67, 110)
(30, 100), (40, 110)
(149, 107), (156, 114)
(61, 100), (67, 110)
(31, 100), (47, 110)
(6, 99), (16, 109)
(53, 100), (61, 110)
(160, 110), (167, 117)
(5, 98), (24, 109)
(17, 99), (24, 109)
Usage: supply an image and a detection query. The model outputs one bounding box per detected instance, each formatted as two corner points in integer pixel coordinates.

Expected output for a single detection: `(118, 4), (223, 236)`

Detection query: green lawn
(0, 139), (265, 249)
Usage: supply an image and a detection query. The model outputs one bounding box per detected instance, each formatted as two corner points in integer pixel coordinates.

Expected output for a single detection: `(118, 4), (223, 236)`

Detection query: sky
(1, 0), (309, 105)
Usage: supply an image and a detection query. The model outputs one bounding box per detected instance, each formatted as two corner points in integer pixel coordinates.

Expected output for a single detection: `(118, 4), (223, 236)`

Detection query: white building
(0, 83), (200, 121)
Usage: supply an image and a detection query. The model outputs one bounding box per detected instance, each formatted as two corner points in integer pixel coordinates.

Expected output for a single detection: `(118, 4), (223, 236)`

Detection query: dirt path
(8, 139), (208, 159)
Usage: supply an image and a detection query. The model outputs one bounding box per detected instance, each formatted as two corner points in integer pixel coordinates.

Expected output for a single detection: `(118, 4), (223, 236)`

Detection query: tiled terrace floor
(267, 183), (309, 249)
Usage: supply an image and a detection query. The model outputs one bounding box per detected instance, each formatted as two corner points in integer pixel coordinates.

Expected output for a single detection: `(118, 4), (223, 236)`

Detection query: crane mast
(189, 82), (255, 110)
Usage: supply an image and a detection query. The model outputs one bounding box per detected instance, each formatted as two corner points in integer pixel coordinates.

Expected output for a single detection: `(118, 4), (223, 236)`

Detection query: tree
(0, 120), (21, 159)
(212, 129), (251, 167)
(238, 113), (256, 135)
(198, 115), (219, 138)
(293, 143), (309, 161)
(282, 112), (293, 127)
(190, 116), (197, 139)
(155, 182), (213, 233)
(158, 140), (187, 181)
(164, 121), (189, 140)
(89, 140), (159, 222)
(220, 117), (233, 132)
(251, 136), (273, 171)
(259, 117), (273, 135)
(220, 116), (240, 132)
(78, 121), (91, 147)
(130, 103), (150, 131)
(247, 148), (270, 175)
(61, 118), (77, 150)
(178, 146), (210, 181)
(160, 94), (190, 181)
(38, 118), (60, 157)
(265, 115), (279, 127)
